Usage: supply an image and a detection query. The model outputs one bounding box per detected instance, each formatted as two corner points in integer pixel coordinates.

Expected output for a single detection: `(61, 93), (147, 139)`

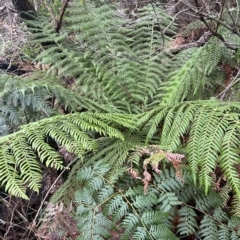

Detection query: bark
(11, 0), (36, 19)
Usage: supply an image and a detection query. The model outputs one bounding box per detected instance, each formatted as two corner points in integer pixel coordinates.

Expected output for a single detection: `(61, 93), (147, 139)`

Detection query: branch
(163, 8), (189, 34)
(183, 0), (239, 51)
(11, 0), (36, 20)
(43, 0), (71, 33)
(168, 31), (212, 54)
(55, 0), (71, 33)
(218, 68), (240, 101)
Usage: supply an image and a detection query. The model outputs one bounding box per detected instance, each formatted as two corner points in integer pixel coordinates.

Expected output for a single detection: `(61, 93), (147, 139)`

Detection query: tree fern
(0, 73), (111, 133)
(4, 0), (240, 238)
(136, 100), (240, 202)
(27, 0), (176, 113)
(0, 112), (135, 198)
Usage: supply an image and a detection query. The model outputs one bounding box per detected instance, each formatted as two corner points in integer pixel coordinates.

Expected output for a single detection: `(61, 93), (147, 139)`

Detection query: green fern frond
(11, 136), (42, 192)
(0, 146), (28, 199)
(0, 112), (133, 198)
(25, 14), (65, 44)
(220, 122), (240, 200)
(159, 39), (223, 105)
(137, 100), (240, 200)
(161, 103), (196, 150)
(213, 207), (229, 222)
(13, 1), (240, 238)
(220, 183), (232, 208)
(0, 74), (113, 133)
(120, 213), (141, 240)
(188, 104), (214, 184)
(204, 38), (222, 75)
(72, 163), (180, 240)
(158, 192), (182, 212)
(231, 196), (240, 217)
(198, 109), (229, 193)
(177, 206), (198, 237)
(154, 168), (183, 192)
(218, 226), (231, 240)
(228, 216), (240, 238)
(143, 106), (170, 142)
(28, 0), (175, 113)
(181, 20), (206, 37)
(199, 216), (218, 239)
(195, 191), (222, 212)
(149, 225), (177, 240)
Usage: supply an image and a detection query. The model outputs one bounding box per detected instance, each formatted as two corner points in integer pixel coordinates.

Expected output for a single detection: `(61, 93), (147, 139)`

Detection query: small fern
(39, 163), (240, 239)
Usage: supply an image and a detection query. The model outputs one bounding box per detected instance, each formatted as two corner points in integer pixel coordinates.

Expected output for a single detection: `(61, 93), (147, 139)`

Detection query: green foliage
(0, 112), (135, 198)
(158, 38), (224, 105)
(0, 73), (112, 134)
(27, 1), (176, 113)
(137, 100), (240, 200)
(74, 163), (178, 240)
(2, 0), (240, 239)
(40, 163), (240, 239)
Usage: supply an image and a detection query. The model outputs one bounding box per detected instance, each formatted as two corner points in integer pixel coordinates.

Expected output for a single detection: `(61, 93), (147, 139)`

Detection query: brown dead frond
(36, 202), (78, 240)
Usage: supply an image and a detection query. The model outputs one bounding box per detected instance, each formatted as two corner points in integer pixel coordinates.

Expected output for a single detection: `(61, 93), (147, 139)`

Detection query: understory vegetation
(1, 0), (240, 239)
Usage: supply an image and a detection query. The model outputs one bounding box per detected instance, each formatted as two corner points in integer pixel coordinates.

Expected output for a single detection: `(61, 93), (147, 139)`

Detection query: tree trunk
(11, 0), (36, 19)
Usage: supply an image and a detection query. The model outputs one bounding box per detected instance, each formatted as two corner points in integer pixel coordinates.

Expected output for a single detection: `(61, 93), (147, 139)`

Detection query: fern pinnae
(55, 120), (97, 151)
(195, 190), (222, 212)
(181, 20), (205, 37)
(131, 227), (148, 240)
(177, 206), (198, 237)
(144, 106), (170, 143)
(11, 136), (42, 192)
(92, 113), (137, 130)
(154, 168), (183, 193)
(137, 105), (165, 129)
(199, 216), (218, 240)
(133, 193), (158, 210)
(149, 225), (177, 240)
(0, 110), (135, 197)
(199, 109), (229, 194)
(106, 148), (129, 175)
(128, 151), (141, 166)
(160, 104), (188, 150)
(160, 42), (221, 105)
(72, 113), (125, 140)
(220, 183), (232, 208)
(218, 226), (231, 240)
(231, 196), (240, 217)
(204, 38), (222, 75)
(86, 139), (123, 164)
(220, 122), (240, 201)
(213, 207), (230, 223)
(0, 146), (28, 199)
(228, 216), (240, 239)
(26, 129), (63, 169)
(120, 213), (141, 240)
(107, 196), (129, 223)
(187, 105), (210, 185)
(161, 103), (196, 151)
(158, 192), (182, 212)
(142, 210), (170, 227)
(44, 124), (86, 157)
(1, 105), (20, 125)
